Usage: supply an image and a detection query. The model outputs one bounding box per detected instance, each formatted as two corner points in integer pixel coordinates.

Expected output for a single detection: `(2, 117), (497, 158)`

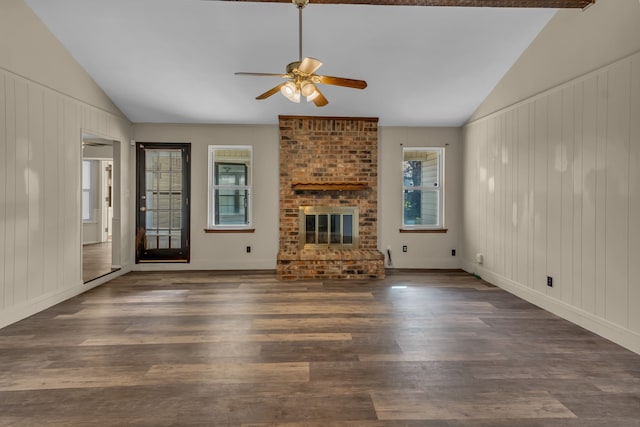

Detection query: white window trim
(401, 146), (445, 230)
(207, 145), (253, 230)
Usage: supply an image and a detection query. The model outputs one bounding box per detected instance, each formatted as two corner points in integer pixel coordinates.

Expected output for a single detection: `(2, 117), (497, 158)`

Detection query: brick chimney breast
(276, 115), (384, 280)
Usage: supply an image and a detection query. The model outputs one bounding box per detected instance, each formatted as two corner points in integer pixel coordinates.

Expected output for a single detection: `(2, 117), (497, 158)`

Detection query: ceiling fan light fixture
(280, 81), (300, 102)
(306, 89), (319, 102)
(300, 80), (316, 97)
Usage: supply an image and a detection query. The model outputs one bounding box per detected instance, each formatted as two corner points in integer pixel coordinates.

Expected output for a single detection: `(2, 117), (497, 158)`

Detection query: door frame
(136, 142), (191, 263)
(81, 131), (121, 283)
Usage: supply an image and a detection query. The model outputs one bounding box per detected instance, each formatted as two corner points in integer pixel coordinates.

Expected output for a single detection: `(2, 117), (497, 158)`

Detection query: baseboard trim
(386, 268), (466, 274)
(462, 261), (640, 355)
(129, 268), (277, 275)
(132, 261), (277, 271)
(0, 266), (131, 329)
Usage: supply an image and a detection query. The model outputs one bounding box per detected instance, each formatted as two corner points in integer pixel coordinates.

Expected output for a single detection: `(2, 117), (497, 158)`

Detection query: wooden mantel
(292, 182), (369, 191)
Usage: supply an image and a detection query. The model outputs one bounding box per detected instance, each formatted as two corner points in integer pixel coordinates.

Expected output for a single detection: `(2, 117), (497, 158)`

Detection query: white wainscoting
(0, 68), (133, 328)
(462, 51), (640, 354)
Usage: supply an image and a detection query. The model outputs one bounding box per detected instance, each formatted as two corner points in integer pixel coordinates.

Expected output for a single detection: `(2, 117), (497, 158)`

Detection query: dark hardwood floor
(1, 270), (640, 426)
(83, 241), (119, 283)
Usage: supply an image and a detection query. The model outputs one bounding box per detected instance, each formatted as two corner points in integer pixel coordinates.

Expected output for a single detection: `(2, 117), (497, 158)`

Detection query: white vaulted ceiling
(25, 0), (556, 126)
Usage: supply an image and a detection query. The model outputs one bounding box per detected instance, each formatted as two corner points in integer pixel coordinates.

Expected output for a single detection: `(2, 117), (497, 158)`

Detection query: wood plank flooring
(83, 241), (118, 283)
(1, 270), (640, 426)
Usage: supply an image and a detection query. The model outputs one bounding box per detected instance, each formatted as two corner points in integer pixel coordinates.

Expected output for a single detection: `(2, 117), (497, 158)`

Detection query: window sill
(399, 228), (448, 234)
(204, 228), (255, 234)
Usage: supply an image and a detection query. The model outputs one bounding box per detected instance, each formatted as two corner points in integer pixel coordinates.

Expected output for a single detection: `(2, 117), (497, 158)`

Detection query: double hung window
(208, 146), (252, 229)
(402, 147), (444, 229)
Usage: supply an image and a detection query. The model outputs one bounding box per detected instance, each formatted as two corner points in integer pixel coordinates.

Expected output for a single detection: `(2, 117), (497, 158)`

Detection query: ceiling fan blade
(256, 83), (286, 100)
(298, 57), (323, 74)
(312, 88), (328, 107)
(235, 72), (289, 78)
(317, 75), (367, 90)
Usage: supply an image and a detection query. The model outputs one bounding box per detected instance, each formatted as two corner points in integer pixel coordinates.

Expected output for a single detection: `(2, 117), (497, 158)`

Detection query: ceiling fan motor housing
(293, 0), (309, 9)
(286, 61), (302, 74)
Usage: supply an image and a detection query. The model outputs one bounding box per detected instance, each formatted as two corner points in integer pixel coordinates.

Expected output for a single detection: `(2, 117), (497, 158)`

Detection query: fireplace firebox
(299, 206), (359, 249)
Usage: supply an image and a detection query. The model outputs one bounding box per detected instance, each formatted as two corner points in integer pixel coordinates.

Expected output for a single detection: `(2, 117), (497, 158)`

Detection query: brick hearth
(276, 115), (384, 280)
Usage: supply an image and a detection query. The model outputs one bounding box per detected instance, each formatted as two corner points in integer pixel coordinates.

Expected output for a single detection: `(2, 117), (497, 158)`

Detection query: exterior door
(136, 143), (190, 262)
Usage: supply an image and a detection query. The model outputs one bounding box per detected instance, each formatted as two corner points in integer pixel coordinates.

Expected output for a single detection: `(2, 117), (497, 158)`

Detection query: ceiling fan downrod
(294, 0), (309, 62)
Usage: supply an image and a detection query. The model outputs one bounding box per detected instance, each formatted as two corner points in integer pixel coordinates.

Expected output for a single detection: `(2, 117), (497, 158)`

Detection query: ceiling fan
(234, 0), (367, 107)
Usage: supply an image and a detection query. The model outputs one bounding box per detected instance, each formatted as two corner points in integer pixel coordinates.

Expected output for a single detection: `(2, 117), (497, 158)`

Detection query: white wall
(133, 124), (463, 271)
(471, 0), (640, 121)
(462, 55), (640, 352)
(0, 0), (133, 328)
(379, 127), (462, 269)
(133, 124), (280, 270)
(0, 0), (123, 118)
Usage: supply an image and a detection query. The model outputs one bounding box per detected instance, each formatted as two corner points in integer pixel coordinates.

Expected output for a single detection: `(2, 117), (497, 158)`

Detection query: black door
(136, 143), (190, 262)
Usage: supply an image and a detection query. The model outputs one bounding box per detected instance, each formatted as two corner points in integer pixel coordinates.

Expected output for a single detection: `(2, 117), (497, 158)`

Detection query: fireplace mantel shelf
(292, 182), (369, 191)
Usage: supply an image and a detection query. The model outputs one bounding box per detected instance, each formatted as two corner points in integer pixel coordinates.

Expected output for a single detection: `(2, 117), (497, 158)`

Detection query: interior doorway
(82, 133), (121, 282)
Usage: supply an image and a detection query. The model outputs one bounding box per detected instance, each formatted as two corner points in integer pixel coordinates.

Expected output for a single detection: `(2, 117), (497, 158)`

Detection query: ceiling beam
(221, 0), (594, 8)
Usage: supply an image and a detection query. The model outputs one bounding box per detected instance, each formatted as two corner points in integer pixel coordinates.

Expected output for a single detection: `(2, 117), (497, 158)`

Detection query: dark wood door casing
(136, 142), (191, 263)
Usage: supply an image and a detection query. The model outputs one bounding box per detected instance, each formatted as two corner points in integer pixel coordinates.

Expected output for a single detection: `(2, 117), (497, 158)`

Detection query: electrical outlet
(402, 245), (407, 253)
(246, 246), (251, 253)
(547, 276), (553, 287)
(451, 249), (456, 256)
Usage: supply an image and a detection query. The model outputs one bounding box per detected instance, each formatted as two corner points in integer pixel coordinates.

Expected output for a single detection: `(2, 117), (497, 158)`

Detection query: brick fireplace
(276, 115), (385, 280)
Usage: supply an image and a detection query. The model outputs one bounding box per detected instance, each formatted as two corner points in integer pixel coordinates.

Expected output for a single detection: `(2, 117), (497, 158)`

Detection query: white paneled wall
(462, 52), (640, 353)
(0, 68), (132, 328)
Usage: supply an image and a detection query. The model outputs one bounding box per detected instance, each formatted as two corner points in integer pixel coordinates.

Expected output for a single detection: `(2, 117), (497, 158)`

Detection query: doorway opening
(82, 133), (121, 282)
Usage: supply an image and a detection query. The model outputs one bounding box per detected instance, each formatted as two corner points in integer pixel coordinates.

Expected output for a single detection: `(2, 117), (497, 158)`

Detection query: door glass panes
(171, 194), (181, 210)
(158, 194), (170, 210)
(144, 149), (183, 250)
(171, 211), (181, 228)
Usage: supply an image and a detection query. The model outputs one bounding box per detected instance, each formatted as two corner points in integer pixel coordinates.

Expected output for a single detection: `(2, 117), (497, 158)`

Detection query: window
(208, 146), (252, 229)
(402, 147), (444, 229)
(82, 160), (96, 222)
